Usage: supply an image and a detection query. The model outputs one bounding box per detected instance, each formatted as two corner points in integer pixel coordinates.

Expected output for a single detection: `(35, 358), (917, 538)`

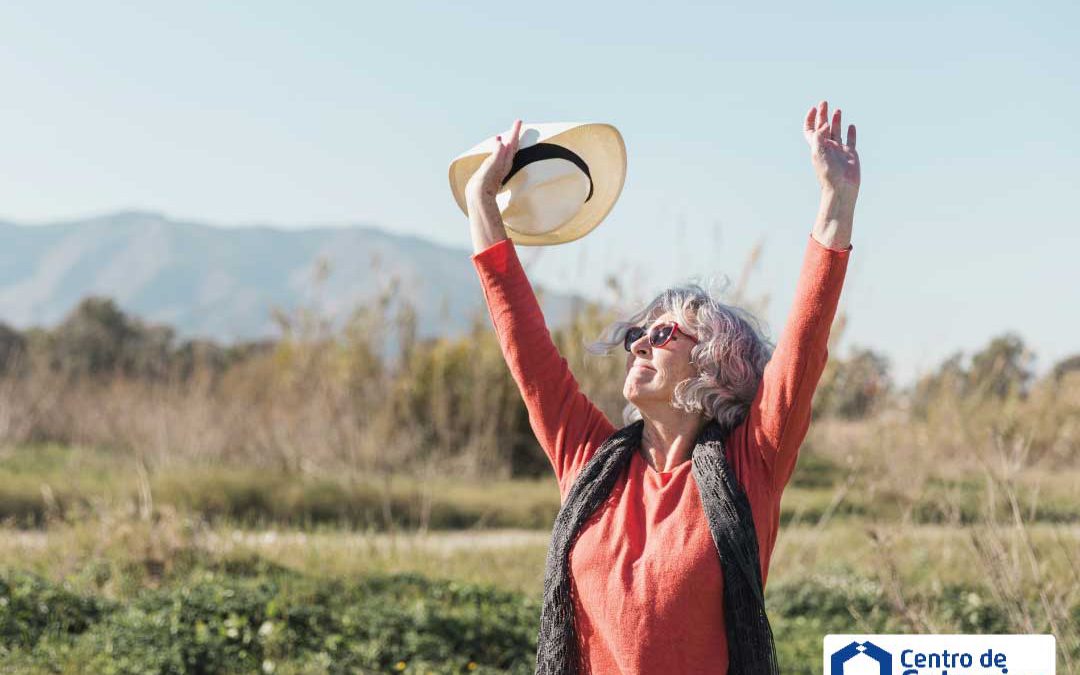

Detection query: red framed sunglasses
(623, 321), (699, 352)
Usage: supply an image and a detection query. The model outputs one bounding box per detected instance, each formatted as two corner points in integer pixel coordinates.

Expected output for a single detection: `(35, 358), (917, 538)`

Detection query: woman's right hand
(802, 101), (859, 200)
(465, 119), (523, 206)
(467, 120), (523, 253)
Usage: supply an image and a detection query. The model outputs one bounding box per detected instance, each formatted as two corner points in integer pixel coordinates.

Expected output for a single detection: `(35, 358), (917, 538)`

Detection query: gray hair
(588, 283), (775, 430)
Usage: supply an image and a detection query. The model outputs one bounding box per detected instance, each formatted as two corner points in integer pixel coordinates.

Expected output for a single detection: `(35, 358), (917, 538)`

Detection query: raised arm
(466, 121), (615, 491)
(743, 100), (860, 493)
(805, 100), (859, 250)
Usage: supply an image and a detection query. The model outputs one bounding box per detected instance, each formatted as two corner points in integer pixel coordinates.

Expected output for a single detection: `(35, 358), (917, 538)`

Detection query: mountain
(0, 211), (583, 343)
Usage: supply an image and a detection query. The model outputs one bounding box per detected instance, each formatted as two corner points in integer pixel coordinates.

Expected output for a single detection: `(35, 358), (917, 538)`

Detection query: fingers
(488, 121), (521, 181)
(808, 100), (857, 147)
(804, 106), (817, 138)
(508, 119), (522, 154)
(482, 134), (506, 172)
(493, 119), (522, 160)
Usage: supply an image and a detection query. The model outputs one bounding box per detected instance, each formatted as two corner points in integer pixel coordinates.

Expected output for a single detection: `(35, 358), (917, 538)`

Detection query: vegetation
(0, 550), (1072, 674)
(0, 286), (1077, 672)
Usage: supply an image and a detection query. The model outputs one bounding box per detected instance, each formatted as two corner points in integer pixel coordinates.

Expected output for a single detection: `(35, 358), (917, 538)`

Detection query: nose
(630, 331), (651, 356)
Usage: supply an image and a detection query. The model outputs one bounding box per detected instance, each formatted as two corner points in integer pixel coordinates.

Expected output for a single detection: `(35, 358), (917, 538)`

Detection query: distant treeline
(0, 295), (1076, 477)
(0, 297), (271, 381)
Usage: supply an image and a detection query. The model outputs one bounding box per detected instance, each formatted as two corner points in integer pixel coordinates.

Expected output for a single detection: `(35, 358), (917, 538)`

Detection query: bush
(933, 584), (1011, 633)
(0, 564), (1069, 674)
(787, 451), (843, 489)
(0, 572), (109, 650)
(814, 346), (892, 419)
(0, 567), (540, 674)
(47, 298), (174, 380)
(911, 332), (1036, 417)
(767, 572), (896, 675)
(1050, 353), (1080, 383)
(0, 322), (27, 376)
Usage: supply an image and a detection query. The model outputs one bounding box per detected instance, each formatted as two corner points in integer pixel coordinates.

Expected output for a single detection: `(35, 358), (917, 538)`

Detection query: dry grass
(0, 253), (1077, 669)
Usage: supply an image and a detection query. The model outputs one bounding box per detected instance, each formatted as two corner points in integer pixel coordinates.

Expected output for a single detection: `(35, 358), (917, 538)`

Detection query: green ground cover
(1, 553), (1064, 674)
(3, 444), (1078, 532)
(0, 441), (1076, 673)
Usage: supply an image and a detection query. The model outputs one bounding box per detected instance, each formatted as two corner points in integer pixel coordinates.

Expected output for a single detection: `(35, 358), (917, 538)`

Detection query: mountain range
(0, 211), (582, 343)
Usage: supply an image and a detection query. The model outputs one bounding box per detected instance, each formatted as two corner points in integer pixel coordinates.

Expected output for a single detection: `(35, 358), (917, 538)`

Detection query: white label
(824, 634), (1056, 675)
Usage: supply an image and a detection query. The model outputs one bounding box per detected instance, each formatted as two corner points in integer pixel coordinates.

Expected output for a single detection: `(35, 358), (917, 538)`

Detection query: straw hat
(448, 122), (626, 246)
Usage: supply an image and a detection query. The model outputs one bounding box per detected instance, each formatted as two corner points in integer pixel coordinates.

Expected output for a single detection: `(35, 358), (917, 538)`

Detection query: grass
(0, 518), (1076, 674)
(0, 437), (1076, 672)
(3, 443), (1079, 532)
(0, 210), (1075, 671)
(6, 519), (1075, 600)
(0, 382), (1076, 671)
(0, 566), (541, 674)
(0, 444), (563, 531)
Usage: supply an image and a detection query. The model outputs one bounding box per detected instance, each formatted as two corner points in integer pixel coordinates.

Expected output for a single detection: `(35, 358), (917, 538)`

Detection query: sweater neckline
(635, 449), (693, 479)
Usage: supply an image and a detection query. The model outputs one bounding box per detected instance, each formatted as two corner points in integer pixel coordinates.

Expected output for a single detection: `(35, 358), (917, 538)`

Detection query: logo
(831, 640), (893, 675)
(825, 635), (1055, 674)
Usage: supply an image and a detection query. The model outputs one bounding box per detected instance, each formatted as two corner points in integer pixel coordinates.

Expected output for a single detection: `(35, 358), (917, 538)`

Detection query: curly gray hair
(588, 283), (775, 430)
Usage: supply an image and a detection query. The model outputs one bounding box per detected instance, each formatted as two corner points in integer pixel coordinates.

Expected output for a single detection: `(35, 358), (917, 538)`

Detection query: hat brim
(448, 123), (626, 246)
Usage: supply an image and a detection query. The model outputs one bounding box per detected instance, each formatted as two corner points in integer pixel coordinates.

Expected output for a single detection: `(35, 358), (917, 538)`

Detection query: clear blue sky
(0, 1), (1077, 384)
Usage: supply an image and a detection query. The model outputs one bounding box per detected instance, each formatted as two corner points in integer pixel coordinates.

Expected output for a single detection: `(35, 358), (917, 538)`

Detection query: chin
(624, 388), (662, 408)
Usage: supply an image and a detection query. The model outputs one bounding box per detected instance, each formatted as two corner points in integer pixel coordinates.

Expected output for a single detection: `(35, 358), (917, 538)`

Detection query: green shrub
(767, 572), (893, 630)
(0, 563), (1069, 674)
(0, 568), (538, 674)
(933, 584), (1011, 633)
(0, 572), (109, 649)
(788, 451), (843, 489)
(71, 575), (286, 674)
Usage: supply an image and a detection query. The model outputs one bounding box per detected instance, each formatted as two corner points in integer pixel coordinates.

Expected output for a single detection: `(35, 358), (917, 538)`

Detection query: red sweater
(472, 234), (851, 674)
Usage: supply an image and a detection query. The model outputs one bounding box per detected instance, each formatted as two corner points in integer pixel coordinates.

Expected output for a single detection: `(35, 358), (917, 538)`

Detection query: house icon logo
(830, 640), (893, 675)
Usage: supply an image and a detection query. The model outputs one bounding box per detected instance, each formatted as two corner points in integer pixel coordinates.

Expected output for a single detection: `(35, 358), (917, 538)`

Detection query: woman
(466, 101), (859, 674)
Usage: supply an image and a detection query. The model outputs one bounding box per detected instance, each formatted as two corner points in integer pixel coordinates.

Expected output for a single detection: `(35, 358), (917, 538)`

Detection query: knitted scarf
(535, 418), (780, 675)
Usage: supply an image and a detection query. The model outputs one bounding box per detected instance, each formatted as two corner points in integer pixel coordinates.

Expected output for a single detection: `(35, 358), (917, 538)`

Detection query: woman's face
(623, 312), (699, 409)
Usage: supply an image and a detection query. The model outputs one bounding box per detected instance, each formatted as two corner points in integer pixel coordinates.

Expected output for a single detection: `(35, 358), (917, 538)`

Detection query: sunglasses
(623, 321), (699, 352)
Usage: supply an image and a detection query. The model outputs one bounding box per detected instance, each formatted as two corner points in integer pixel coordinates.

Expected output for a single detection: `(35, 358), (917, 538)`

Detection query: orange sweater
(472, 234), (851, 674)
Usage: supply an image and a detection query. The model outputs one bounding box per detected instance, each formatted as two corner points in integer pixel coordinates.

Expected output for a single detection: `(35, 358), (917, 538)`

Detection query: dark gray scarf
(536, 418), (780, 675)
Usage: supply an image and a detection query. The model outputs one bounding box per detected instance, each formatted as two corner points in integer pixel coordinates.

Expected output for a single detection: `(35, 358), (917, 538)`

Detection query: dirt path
(197, 528), (551, 554)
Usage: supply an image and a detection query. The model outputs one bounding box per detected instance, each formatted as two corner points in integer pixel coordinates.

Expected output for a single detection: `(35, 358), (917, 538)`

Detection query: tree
(48, 297), (174, 379)
(0, 322), (27, 375)
(967, 332), (1034, 400)
(814, 346), (893, 419)
(910, 333), (1035, 418)
(912, 351), (969, 416)
(1050, 353), (1080, 383)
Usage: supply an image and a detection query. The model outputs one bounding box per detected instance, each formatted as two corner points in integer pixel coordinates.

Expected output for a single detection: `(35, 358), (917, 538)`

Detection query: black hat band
(500, 142), (595, 202)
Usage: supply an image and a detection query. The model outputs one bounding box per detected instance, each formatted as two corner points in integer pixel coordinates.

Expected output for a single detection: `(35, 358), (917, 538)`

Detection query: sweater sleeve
(471, 239), (617, 495)
(743, 234), (851, 495)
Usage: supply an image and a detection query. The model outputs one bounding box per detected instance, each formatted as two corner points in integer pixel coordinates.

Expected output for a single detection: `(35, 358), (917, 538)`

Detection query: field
(0, 295), (1078, 672)
(1, 407), (1077, 673)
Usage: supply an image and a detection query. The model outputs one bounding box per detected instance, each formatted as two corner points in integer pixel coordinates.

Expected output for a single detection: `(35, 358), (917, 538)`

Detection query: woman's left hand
(803, 100), (860, 199)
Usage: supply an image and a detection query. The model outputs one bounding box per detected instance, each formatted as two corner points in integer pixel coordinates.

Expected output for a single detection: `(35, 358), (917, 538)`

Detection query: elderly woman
(466, 101), (859, 675)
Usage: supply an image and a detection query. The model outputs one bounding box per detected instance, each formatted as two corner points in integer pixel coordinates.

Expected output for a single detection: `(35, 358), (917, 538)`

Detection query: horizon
(0, 208), (1068, 389)
(1, 1), (1076, 386)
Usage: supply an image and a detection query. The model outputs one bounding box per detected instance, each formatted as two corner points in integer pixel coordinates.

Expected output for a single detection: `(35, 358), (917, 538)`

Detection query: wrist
(467, 193), (502, 225)
(820, 185), (858, 210)
(465, 184), (499, 207)
(813, 189), (856, 251)
(467, 194), (508, 253)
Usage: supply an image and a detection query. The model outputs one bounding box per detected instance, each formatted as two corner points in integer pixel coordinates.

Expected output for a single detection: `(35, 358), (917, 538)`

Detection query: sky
(0, 0), (1077, 385)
